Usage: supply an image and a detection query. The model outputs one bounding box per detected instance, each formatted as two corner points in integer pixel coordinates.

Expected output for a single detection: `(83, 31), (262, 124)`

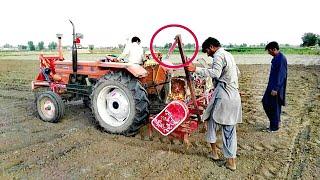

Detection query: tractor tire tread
(91, 71), (149, 136)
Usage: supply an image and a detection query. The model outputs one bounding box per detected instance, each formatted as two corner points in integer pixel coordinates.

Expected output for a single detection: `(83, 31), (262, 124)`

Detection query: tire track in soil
(0, 100), (36, 130)
(235, 65), (318, 179)
(0, 103), (98, 159)
(0, 89), (33, 101)
(288, 124), (311, 179)
(0, 89), (98, 157)
(0, 130), (101, 176)
(0, 82), (102, 173)
(287, 66), (320, 179)
(2, 109), (222, 177)
(2, 127), (203, 179)
(0, 104), (97, 155)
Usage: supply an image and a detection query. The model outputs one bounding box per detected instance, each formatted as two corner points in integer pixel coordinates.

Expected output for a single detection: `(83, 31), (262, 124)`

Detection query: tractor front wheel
(36, 91), (65, 123)
(91, 72), (149, 136)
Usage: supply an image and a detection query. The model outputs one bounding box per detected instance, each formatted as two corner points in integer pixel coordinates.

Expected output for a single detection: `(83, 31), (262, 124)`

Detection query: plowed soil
(0, 56), (319, 179)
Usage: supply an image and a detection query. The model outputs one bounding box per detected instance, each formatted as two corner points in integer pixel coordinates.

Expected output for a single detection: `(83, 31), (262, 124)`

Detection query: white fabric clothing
(206, 119), (237, 158)
(198, 48), (242, 125)
(118, 42), (144, 65)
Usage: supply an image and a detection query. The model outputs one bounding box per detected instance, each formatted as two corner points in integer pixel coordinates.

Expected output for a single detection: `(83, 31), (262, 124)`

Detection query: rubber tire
(33, 87), (50, 99)
(36, 91), (65, 123)
(91, 71), (149, 136)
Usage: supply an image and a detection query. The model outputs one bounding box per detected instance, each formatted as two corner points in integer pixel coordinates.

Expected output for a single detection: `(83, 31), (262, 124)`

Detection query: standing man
(187, 37), (242, 171)
(262, 41), (287, 132)
(117, 36), (144, 65)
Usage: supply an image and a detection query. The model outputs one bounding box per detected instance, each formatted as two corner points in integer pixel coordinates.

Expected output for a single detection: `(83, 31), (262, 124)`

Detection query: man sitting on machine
(115, 36), (145, 65)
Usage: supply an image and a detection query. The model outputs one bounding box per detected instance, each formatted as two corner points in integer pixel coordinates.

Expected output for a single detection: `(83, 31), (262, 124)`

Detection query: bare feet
(226, 158), (236, 171)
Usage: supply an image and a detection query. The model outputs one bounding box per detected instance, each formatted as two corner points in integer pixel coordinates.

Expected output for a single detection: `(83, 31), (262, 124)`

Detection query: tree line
(2, 32), (320, 51)
(26, 41), (58, 51)
(2, 41), (58, 51)
(156, 33), (320, 49)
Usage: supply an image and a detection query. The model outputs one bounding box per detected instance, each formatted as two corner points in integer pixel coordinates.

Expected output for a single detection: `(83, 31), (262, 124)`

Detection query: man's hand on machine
(112, 58), (124, 62)
(106, 55), (120, 62)
(186, 63), (196, 72)
(114, 58), (121, 62)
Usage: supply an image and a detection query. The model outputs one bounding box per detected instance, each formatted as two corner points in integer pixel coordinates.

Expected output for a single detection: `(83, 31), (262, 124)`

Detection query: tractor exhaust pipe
(69, 20), (77, 75)
(56, 34), (63, 60)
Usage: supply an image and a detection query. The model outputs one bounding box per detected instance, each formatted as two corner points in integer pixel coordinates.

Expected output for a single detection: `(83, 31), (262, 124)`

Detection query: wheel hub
(40, 99), (55, 119)
(97, 86), (131, 127)
(105, 89), (129, 121)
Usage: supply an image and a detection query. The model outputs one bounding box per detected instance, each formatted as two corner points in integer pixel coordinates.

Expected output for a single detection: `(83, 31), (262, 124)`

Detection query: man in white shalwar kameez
(117, 36), (144, 65)
(187, 37), (242, 171)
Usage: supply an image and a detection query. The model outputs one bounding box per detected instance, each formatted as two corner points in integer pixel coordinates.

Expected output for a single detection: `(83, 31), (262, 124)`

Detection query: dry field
(0, 55), (319, 179)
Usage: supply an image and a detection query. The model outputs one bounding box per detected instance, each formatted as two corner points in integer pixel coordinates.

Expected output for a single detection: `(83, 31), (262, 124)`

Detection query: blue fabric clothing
(266, 52), (287, 105)
(262, 95), (282, 131)
(262, 52), (287, 131)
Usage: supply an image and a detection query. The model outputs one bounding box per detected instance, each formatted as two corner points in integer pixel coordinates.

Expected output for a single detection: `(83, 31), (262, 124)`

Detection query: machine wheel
(91, 71), (149, 136)
(36, 91), (65, 123)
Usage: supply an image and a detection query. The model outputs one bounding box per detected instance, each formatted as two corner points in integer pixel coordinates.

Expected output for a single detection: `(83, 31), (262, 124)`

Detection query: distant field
(1, 46), (320, 58)
(0, 51), (319, 65)
(157, 47), (320, 55)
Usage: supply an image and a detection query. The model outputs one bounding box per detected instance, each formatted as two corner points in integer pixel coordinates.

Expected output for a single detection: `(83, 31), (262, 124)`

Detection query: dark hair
(131, 36), (141, 43)
(265, 41), (279, 50)
(202, 37), (221, 53)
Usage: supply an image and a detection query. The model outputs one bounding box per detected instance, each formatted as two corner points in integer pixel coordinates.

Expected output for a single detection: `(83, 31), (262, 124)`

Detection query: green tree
(27, 41), (35, 51)
(48, 41), (57, 50)
(3, 43), (12, 48)
(184, 43), (195, 49)
(240, 43), (247, 48)
(226, 43), (234, 48)
(301, 32), (318, 47)
(164, 43), (171, 49)
(18, 45), (28, 50)
(88, 44), (94, 51)
(38, 41), (45, 50)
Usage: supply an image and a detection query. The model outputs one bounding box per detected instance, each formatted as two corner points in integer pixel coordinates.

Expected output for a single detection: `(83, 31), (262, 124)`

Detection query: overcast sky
(1, 0), (319, 47)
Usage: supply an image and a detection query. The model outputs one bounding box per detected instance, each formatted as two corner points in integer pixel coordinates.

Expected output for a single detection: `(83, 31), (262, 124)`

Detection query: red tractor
(32, 21), (212, 142)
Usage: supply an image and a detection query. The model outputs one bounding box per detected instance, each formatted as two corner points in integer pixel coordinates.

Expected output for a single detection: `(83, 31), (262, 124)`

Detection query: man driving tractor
(116, 36), (145, 65)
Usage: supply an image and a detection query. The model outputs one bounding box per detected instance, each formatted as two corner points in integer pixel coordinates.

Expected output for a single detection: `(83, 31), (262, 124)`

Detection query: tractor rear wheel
(91, 71), (149, 136)
(36, 91), (65, 123)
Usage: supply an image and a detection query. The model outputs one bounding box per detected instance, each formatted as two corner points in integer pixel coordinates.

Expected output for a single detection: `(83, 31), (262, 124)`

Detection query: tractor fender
(126, 64), (148, 78)
(98, 62), (148, 78)
(31, 80), (50, 90)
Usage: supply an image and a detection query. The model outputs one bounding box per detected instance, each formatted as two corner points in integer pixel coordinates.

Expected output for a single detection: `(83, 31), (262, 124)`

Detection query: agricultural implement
(32, 21), (212, 144)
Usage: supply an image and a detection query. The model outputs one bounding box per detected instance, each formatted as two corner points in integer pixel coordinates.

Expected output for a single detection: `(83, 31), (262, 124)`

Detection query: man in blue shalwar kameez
(262, 41), (287, 132)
